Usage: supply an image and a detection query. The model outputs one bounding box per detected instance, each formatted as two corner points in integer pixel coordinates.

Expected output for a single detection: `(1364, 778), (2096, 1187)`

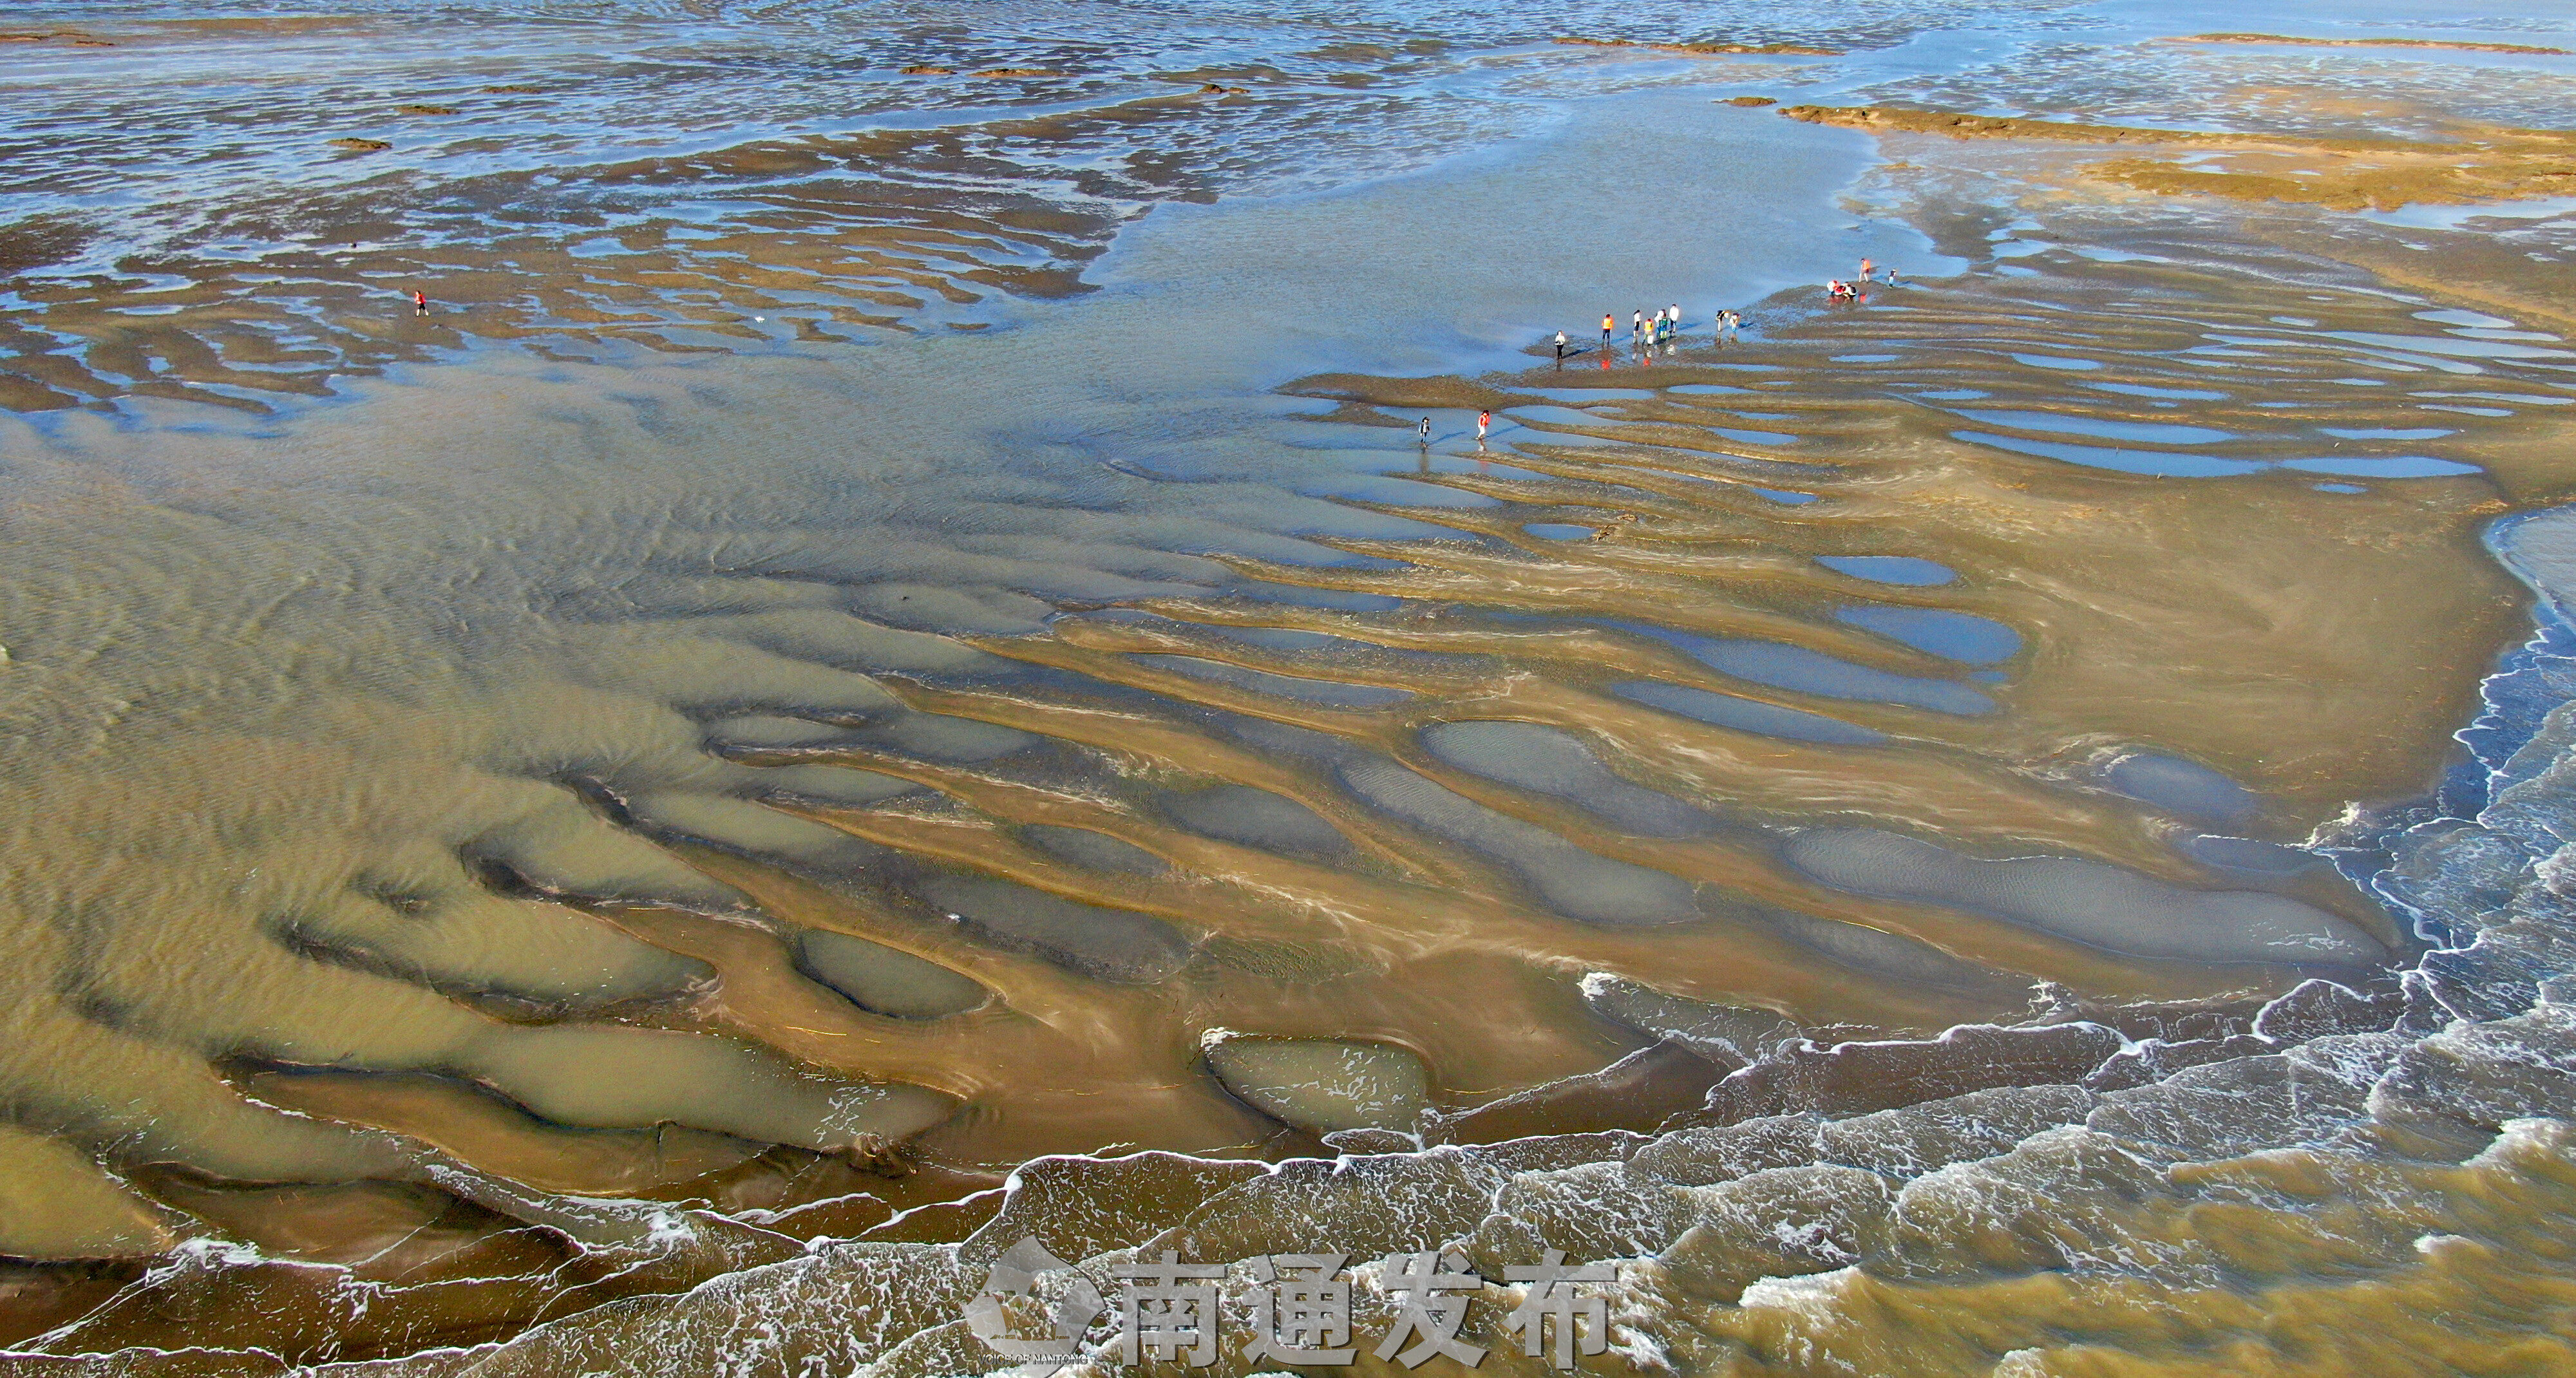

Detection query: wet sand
(1, 1), (2575, 1372)
(1783, 104), (2576, 212)
(0, 209), (2564, 1356)
(2176, 32), (2573, 57)
(1553, 37), (1842, 58)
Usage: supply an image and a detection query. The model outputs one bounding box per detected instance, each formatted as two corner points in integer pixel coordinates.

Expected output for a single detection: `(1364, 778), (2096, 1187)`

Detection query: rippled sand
(3, 1), (2575, 1372)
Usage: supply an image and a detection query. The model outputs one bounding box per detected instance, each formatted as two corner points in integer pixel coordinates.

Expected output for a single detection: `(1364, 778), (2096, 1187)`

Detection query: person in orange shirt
(1600, 312), (1614, 346)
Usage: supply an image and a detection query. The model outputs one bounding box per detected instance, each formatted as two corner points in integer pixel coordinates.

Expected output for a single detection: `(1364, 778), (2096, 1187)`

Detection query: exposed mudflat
(1785, 104), (2576, 211)
(2177, 32), (2573, 57)
(1, 0), (2574, 1372)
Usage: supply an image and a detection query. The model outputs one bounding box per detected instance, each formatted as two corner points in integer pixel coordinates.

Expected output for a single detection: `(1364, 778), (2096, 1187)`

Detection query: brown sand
(1556, 36), (1842, 58)
(3, 54), (2573, 1367)
(1783, 104), (2576, 211)
(2174, 32), (2573, 56)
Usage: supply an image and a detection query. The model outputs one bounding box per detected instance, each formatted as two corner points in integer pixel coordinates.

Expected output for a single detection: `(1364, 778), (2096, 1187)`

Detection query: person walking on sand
(413, 289), (428, 317)
(1477, 409), (1491, 442)
(1601, 312), (1615, 347)
(1667, 303), (1681, 339)
(1417, 416), (1432, 446)
(1859, 258), (1873, 281)
(1633, 309), (1645, 347)
(1555, 329), (1567, 362)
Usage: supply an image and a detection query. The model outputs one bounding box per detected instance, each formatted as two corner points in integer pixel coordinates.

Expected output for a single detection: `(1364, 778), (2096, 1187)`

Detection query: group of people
(1414, 408), (1498, 448)
(1632, 304), (1683, 346)
(1551, 305), (1741, 361)
(1827, 258), (1902, 303)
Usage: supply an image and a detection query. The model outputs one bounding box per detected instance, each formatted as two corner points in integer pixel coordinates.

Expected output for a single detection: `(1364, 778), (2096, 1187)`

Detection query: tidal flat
(1, 1), (2575, 1373)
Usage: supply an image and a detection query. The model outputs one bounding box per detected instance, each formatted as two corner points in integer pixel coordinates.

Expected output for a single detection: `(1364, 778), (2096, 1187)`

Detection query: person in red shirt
(1477, 409), (1491, 442)
(413, 290), (428, 317)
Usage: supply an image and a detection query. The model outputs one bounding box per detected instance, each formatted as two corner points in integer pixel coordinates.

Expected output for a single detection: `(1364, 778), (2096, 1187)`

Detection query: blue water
(2282, 455), (2483, 478)
(1815, 556), (1958, 586)
(1603, 618), (1995, 715)
(1835, 605), (2022, 664)
(1951, 429), (2264, 477)
(2086, 381), (2228, 401)
(1949, 409), (2237, 444)
(1611, 681), (1888, 746)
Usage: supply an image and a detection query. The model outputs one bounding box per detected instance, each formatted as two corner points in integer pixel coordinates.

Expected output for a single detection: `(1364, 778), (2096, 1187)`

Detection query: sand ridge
(1783, 104), (2576, 212)
(2174, 32), (2572, 57)
(1554, 35), (1842, 58)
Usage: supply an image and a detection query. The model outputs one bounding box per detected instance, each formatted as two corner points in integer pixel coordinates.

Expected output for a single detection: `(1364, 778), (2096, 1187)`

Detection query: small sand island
(1783, 103), (2576, 212)
(2174, 32), (2571, 56)
(900, 64), (1056, 77)
(1557, 35), (1842, 58)
(1, 30), (115, 46)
